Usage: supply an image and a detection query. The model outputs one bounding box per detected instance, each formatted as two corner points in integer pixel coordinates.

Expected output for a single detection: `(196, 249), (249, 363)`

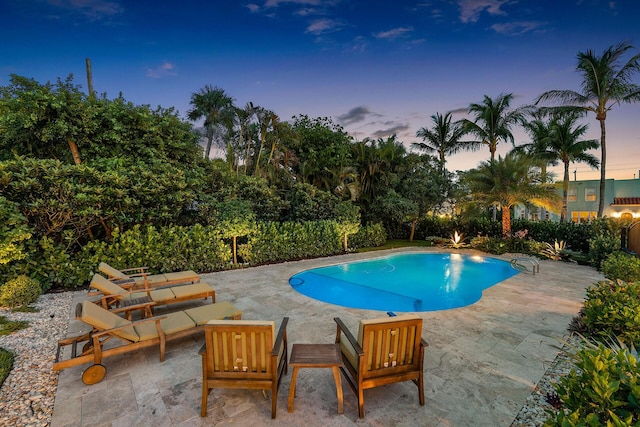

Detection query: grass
(0, 348), (14, 387)
(356, 239), (435, 252)
(0, 316), (29, 336)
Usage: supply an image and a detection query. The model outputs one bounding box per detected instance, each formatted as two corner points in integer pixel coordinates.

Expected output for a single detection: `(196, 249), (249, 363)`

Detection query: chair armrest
(420, 338), (429, 348)
(92, 315), (168, 338)
(119, 266), (148, 274)
(334, 317), (364, 356)
(271, 317), (289, 356)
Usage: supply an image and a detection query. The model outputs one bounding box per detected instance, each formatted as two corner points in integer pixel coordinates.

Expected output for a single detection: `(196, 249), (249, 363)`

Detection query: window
(568, 189), (577, 202)
(571, 211), (597, 223)
(585, 188), (596, 202)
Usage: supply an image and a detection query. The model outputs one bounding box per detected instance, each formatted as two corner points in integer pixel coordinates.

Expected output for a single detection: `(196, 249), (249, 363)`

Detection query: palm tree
(545, 112), (600, 222)
(413, 112), (466, 174)
(464, 152), (560, 236)
(187, 85), (235, 159)
(459, 93), (529, 161)
(535, 41), (640, 217)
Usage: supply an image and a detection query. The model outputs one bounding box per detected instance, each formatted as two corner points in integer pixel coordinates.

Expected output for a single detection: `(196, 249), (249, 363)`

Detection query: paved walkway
(50, 248), (603, 426)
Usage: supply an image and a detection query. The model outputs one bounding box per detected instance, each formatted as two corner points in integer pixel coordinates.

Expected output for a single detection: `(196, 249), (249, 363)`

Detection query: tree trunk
(205, 134), (213, 159)
(597, 118), (606, 218)
(502, 205), (511, 237)
(561, 161), (570, 222)
(67, 137), (81, 165)
(409, 219), (416, 242)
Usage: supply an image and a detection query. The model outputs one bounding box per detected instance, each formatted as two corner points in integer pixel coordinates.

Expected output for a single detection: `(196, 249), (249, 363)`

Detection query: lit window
(571, 211), (597, 223)
(585, 188), (596, 202)
(568, 189), (577, 202)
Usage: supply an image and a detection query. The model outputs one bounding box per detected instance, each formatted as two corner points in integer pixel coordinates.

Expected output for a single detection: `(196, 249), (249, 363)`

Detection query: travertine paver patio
(50, 248), (604, 426)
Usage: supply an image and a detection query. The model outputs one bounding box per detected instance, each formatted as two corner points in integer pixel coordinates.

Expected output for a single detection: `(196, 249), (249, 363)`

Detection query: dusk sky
(2, 0), (640, 180)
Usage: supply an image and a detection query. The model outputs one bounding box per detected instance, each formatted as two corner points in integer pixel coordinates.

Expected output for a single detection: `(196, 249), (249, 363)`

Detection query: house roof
(612, 197), (640, 205)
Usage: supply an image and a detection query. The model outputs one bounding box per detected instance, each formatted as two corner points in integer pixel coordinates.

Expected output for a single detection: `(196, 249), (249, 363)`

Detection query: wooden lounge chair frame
(334, 314), (427, 418)
(53, 300), (242, 385)
(89, 274), (215, 319)
(98, 262), (200, 289)
(200, 318), (289, 419)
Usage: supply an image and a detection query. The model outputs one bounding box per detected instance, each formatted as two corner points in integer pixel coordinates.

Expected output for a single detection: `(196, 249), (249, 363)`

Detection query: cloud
(306, 18), (343, 35)
(374, 26), (414, 40)
(338, 106), (376, 125)
(490, 21), (546, 35)
(264, 0), (322, 7)
(246, 3), (260, 13)
(46, 0), (124, 20)
(456, 0), (511, 23)
(146, 62), (177, 78)
(372, 123), (410, 138)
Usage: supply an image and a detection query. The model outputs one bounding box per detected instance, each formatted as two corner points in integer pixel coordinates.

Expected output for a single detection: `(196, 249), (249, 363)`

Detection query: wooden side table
(288, 343), (344, 414)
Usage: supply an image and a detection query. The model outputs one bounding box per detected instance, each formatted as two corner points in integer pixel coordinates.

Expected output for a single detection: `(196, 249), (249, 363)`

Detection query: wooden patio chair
(98, 262), (200, 289)
(334, 314), (427, 418)
(200, 318), (289, 419)
(53, 299), (242, 385)
(89, 273), (215, 319)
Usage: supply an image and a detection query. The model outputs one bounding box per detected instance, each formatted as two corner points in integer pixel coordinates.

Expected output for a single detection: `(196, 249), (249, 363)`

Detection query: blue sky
(2, 0), (640, 179)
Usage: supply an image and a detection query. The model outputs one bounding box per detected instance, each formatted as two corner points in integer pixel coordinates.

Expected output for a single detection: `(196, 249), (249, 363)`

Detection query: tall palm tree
(464, 152), (560, 236)
(413, 112), (466, 174)
(535, 41), (640, 217)
(545, 112), (600, 222)
(459, 93), (528, 161)
(187, 85), (235, 159)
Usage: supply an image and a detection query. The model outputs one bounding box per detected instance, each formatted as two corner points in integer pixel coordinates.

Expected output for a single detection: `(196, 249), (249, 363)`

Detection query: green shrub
(350, 223), (387, 249)
(602, 252), (640, 282)
(544, 344), (640, 426)
(0, 275), (42, 308)
(582, 280), (640, 346)
(589, 233), (620, 270)
(0, 348), (14, 387)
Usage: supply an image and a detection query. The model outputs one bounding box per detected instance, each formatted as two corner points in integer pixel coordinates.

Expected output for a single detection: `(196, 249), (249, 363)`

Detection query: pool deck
(50, 248), (604, 426)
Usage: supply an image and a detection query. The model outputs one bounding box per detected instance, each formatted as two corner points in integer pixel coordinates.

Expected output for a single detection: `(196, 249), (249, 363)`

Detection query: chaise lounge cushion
(185, 302), (243, 325)
(79, 299), (141, 342)
(134, 311), (196, 340)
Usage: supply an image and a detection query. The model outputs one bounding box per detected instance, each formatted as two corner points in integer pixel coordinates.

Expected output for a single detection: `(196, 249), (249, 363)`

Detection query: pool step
(510, 257), (540, 275)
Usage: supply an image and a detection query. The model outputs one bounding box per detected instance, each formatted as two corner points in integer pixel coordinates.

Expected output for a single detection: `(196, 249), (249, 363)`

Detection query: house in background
(513, 178), (640, 223)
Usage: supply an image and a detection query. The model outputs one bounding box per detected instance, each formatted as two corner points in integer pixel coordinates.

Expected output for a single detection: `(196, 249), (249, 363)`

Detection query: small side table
(288, 343), (344, 414)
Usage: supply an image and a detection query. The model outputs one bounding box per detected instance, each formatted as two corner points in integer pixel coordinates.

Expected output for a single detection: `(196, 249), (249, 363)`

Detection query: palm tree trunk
(562, 161), (570, 222)
(597, 118), (606, 218)
(205, 134), (213, 159)
(502, 205), (511, 237)
(409, 219), (416, 242)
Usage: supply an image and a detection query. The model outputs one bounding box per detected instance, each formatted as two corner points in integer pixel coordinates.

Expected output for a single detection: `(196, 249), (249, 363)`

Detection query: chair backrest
(98, 262), (126, 280)
(77, 300), (140, 342)
(357, 314), (423, 375)
(90, 274), (128, 299)
(203, 320), (276, 379)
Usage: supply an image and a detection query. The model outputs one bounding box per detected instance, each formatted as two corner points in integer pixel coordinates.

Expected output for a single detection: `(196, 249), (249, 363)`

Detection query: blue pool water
(289, 253), (519, 312)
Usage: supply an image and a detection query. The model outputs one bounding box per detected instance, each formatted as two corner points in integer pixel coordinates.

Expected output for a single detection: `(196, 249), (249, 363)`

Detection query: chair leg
(418, 372), (425, 406)
(271, 383), (278, 419)
(201, 384), (209, 417)
(358, 388), (365, 418)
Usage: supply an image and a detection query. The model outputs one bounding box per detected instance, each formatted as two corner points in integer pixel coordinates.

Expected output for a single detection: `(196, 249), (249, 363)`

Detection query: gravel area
(0, 291), (82, 427)
(0, 291), (578, 426)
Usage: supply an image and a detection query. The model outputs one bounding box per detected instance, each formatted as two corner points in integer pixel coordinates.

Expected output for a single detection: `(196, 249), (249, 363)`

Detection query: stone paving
(50, 248), (604, 426)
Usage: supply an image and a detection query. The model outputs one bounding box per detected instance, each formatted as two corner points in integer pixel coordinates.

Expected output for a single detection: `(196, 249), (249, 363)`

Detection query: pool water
(289, 253), (519, 312)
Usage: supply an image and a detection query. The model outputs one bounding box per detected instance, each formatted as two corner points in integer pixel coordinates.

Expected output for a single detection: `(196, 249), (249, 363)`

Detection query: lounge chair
(334, 314), (427, 418)
(53, 299), (242, 385)
(200, 318), (289, 419)
(90, 274), (215, 319)
(98, 262), (200, 289)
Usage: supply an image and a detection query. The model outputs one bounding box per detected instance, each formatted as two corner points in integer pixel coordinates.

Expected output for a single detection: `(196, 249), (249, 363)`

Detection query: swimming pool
(289, 253), (519, 312)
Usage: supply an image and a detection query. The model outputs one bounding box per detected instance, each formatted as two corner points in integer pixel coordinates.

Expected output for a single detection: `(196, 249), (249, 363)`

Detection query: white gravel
(0, 290), (577, 426)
